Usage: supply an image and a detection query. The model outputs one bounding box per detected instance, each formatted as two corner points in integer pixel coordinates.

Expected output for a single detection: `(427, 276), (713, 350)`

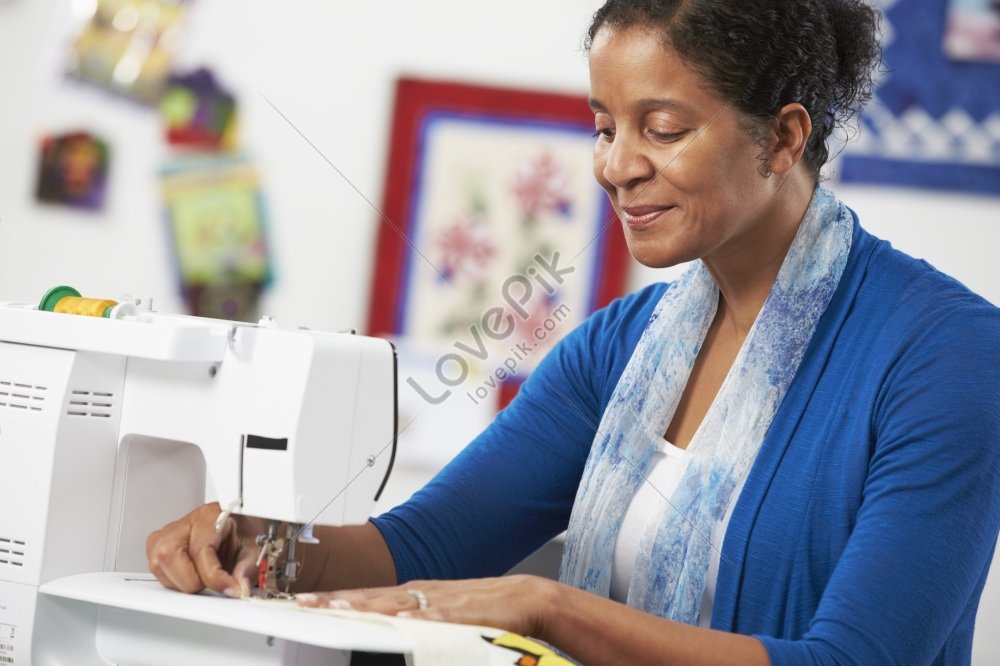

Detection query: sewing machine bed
(40, 572), (412, 654)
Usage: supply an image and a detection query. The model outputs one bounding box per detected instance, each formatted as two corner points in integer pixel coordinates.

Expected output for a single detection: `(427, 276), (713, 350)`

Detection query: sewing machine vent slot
(0, 536), (26, 568)
(0, 379), (46, 412)
(65, 389), (115, 418)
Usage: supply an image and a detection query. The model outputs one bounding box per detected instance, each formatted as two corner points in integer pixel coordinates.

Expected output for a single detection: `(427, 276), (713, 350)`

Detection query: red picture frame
(367, 77), (631, 406)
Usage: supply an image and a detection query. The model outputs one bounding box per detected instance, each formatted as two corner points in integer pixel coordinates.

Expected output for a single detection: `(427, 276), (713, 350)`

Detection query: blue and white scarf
(559, 187), (853, 624)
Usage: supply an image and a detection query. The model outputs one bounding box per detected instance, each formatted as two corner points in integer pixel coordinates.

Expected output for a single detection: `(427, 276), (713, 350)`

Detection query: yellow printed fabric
(484, 632), (576, 665)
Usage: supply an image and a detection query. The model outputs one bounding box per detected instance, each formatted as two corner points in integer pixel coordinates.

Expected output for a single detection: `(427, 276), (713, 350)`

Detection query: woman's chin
(625, 240), (695, 270)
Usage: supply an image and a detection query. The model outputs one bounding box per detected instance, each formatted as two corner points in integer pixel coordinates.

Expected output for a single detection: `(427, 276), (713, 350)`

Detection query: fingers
(189, 510), (242, 597)
(147, 518), (205, 594)
(296, 581), (442, 615)
(231, 549), (258, 599)
(397, 607), (449, 622)
(297, 587), (417, 614)
(146, 502), (243, 597)
(295, 577), (550, 637)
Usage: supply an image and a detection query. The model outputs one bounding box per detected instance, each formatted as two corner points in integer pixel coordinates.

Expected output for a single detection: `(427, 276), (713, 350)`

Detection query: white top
(609, 439), (746, 627)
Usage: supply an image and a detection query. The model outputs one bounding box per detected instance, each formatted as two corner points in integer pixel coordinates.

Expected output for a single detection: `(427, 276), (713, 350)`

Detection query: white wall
(1, 0), (998, 661)
(0, 0), (605, 330)
(1, 1), (996, 322)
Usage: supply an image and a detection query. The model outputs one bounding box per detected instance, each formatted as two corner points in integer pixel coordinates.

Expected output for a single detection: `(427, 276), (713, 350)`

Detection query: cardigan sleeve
(757, 291), (1000, 665)
(370, 285), (666, 583)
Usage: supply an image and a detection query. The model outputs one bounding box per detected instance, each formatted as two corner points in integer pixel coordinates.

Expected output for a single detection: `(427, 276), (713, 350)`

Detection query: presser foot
(252, 587), (297, 601)
(254, 520), (302, 599)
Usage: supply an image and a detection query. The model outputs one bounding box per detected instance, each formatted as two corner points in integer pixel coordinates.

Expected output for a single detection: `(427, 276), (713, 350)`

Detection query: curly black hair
(586, 0), (882, 178)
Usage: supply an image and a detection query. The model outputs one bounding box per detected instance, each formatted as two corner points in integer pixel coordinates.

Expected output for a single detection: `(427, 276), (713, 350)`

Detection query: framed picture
(367, 77), (630, 408)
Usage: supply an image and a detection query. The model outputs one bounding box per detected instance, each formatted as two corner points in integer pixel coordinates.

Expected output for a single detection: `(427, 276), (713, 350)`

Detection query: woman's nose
(600, 132), (656, 189)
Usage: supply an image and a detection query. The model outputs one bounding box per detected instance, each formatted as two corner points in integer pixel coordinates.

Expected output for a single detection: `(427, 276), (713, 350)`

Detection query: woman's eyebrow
(635, 98), (693, 113)
(588, 97), (695, 114)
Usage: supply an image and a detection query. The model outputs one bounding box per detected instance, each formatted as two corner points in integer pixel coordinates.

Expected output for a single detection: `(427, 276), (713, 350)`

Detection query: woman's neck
(703, 173), (815, 337)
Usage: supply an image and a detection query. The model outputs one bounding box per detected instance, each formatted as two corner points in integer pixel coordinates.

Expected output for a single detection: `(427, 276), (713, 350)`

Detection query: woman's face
(589, 26), (780, 269)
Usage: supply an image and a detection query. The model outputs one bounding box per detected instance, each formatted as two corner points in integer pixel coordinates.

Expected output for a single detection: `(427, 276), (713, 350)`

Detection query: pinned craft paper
(160, 156), (272, 321)
(161, 68), (238, 150)
(65, 0), (189, 104)
(943, 0), (1000, 62)
(181, 281), (263, 323)
(35, 131), (110, 211)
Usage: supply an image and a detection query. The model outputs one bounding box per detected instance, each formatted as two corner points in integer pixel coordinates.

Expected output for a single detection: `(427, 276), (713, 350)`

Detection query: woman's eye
(593, 127), (615, 141)
(649, 128), (686, 142)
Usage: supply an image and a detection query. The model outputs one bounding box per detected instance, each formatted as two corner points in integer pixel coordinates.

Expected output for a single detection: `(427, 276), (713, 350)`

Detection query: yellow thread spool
(39, 286), (119, 318)
(53, 296), (118, 317)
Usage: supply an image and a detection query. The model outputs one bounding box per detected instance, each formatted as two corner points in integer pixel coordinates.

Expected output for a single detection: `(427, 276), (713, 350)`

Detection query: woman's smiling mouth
(620, 205), (676, 229)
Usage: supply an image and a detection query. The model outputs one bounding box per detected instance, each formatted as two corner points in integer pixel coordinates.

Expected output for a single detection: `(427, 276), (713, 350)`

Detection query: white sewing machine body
(0, 299), (399, 664)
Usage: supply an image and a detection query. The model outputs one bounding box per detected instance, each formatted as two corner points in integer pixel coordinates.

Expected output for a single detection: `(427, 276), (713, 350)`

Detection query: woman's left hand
(295, 574), (559, 637)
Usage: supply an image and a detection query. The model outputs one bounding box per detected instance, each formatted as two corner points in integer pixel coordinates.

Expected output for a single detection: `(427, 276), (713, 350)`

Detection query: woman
(147, 1), (1000, 663)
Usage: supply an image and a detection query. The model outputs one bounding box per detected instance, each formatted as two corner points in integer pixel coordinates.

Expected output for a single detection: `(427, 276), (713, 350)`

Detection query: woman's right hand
(146, 502), (261, 598)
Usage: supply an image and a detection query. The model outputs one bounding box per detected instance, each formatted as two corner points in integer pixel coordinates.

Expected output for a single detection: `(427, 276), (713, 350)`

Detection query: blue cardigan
(372, 221), (1000, 665)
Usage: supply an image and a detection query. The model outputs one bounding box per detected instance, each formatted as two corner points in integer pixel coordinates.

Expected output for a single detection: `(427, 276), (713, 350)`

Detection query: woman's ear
(766, 103), (812, 175)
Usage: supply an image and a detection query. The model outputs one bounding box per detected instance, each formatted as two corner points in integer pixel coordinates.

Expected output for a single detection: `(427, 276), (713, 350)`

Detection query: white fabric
(610, 441), (690, 605)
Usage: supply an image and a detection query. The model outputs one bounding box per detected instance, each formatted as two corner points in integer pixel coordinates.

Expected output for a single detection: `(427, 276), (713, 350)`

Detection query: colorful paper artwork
(66, 0), (189, 104)
(181, 281), (263, 322)
(368, 78), (630, 407)
(35, 132), (110, 210)
(160, 157), (271, 321)
(160, 68), (237, 150)
(944, 0), (1000, 62)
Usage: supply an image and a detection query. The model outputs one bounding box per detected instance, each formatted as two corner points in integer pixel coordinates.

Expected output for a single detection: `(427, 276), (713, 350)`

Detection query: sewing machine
(0, 288), (407, 665)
